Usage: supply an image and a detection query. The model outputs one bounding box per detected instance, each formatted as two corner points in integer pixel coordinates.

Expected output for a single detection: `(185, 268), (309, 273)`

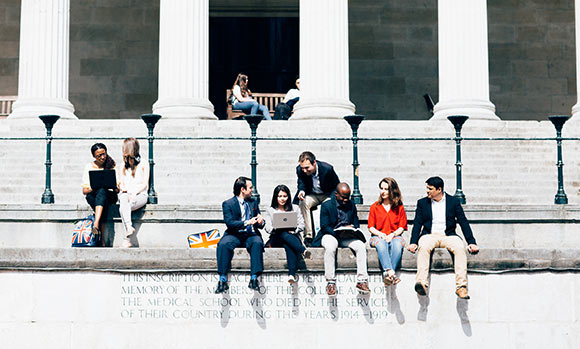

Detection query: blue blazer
(410, 193), (476, 245)
(222, 196), (264, 238)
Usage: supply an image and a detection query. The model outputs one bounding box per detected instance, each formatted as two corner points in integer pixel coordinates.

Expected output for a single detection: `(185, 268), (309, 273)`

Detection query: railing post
(244, 114), (263, 203)
(141, 114), (162, 204)
(548, 115), (570, 204)
(344, 114), (365, 204)
(447, 115), (469, 204)
(39, 115), (60, 204)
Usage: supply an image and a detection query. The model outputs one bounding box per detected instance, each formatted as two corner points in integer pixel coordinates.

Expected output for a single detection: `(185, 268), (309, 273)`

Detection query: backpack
(72, 215), (98, 247)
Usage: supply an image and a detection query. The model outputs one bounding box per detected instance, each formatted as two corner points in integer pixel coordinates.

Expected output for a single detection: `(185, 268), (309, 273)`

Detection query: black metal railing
(0, 113), (577, 206)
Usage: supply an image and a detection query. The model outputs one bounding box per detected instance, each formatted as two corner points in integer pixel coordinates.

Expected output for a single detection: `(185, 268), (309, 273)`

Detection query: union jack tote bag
(72, 215), (98, 247)
(188, 229), (222, 248)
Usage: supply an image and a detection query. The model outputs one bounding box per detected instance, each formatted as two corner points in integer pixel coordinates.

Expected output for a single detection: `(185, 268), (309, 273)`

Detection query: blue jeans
(374, 237), (404, 272)
(233, 100), (272, 120)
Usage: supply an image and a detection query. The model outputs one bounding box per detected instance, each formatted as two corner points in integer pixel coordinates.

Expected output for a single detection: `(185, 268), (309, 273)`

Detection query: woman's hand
(82, 187), (92, 195)
(385, 233), (394, 243)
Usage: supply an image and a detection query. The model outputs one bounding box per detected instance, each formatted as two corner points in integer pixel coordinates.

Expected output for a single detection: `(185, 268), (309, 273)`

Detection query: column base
(153, 98), (217, 120)
(431, 100), (499, 121)
(8, 98), (77, 120)
(291, 98), (355, 120)
(571, 102), (580, 121)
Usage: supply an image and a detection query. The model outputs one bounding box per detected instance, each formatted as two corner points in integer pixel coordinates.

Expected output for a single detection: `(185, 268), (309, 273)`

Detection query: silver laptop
(272, 211), (298, 230)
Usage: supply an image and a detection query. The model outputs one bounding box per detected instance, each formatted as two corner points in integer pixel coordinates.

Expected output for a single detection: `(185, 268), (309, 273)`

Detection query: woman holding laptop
(81, 143), (118, 246)
(264, 185), (311, 284)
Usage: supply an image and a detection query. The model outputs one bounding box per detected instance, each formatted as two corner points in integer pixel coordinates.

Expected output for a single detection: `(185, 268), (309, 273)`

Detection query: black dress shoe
(248, 279), (260, 291)
(303, 237), (313, 247)
(214, 281), (229, 294)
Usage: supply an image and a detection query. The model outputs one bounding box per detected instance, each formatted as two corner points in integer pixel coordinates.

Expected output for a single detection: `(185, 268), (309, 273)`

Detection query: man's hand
(297, 191), (305, 200)
(246, 217), (258, 226)
(467, 244), (479, 254)
(385, 233), (394, 243)
(255, 214), (264, 225)
(407, 244), (418, 253)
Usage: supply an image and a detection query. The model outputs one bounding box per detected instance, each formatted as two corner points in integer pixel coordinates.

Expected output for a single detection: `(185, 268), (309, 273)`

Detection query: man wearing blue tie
(215, 176), (265, 293)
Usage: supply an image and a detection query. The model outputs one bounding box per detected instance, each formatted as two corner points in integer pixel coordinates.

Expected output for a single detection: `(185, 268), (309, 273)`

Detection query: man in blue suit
(215, 176), (265, 294)
(407, 176), (479, 299)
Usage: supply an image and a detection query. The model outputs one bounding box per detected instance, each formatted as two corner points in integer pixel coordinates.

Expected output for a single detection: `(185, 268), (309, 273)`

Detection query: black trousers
(85, 188), (118, 217)
(217, 233), (264, 276)
(268, 231), (306, 276)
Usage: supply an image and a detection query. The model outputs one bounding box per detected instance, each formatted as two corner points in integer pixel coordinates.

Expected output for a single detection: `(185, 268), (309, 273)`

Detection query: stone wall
(69, 0), (159, 119)
(0, 268), (578, 348)
(0, 0), (19, 95)
(0, 0), (577, 120)
(348, 0), (439, 121)
(488, 0), (576, 120)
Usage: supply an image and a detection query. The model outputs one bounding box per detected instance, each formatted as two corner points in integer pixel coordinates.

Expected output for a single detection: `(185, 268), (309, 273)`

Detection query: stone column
(432, 0), (499, 121)
(291, 0), (355, 120)
(152, 0), (217, 119)
(9, 0), (76, 119)
(572, 0), (580, 120)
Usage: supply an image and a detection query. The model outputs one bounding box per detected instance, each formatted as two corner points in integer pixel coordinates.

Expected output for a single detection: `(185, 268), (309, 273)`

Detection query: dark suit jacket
(222, 196), (264, 239)
(410, 193), (476, 245)
(293, 160), (340, 204)
(312, 196), (365, 247)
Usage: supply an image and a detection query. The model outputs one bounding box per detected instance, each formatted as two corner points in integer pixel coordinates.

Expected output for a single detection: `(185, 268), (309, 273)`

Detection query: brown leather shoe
(414, 282), (428, 296)
(326, 283), (337, 296)
(456, 286), (470, 299)
(356, 282), (371, 295)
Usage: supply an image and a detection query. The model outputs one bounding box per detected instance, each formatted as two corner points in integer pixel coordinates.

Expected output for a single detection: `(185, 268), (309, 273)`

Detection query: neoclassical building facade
(1, 0), (579, 121)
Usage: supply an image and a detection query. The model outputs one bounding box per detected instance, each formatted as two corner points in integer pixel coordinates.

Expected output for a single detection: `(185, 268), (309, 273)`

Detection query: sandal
(392, 275), (401, 285)
(383, 273), (393, 286)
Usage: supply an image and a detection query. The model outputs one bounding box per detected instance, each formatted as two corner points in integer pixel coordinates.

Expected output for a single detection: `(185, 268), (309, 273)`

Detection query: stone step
(1, 204), (579, 249)
(0, 247), (576, 272)
(2, 119), (580, 206)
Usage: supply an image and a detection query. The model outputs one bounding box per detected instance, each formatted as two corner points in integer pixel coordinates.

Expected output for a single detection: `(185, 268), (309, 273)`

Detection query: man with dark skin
(313, 182), (369, 296)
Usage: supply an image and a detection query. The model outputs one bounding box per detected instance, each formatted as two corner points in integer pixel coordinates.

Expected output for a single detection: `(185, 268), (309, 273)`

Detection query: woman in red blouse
(368, 177), (408, 286)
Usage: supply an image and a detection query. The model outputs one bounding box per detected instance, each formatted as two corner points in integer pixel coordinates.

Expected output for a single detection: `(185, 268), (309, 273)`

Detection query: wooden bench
(0, 96), (16, 119)
(226, 89), (285, 120)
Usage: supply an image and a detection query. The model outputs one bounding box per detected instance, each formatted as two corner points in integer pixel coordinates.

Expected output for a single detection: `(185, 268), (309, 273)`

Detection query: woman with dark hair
(368, 177), (408, 286)
(81, 143), (119, 246)
(231, 73), (272, 120)
(264, 185), (311, 284)
(118, 138), (149, 248)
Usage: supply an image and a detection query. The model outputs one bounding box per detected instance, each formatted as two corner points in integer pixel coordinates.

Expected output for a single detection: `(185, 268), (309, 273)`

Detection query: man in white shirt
(407, 176), (479, 299)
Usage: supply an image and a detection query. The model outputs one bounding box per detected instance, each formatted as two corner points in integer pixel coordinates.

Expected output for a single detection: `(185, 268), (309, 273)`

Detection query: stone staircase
(1, 118), (579, 207)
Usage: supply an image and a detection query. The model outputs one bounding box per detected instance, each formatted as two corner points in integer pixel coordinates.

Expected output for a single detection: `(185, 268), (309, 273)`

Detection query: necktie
(244, 201), (253, 234)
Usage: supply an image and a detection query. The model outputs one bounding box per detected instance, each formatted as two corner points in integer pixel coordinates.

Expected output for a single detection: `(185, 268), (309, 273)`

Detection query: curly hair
(90, 143), (115, 170)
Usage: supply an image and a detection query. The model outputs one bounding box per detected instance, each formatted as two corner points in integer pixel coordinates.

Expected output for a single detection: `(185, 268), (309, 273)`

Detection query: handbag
(72, 215), (98, 247)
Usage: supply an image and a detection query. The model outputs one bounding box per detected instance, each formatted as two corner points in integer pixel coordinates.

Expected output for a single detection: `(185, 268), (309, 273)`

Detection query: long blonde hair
(122, 137), (141, 177)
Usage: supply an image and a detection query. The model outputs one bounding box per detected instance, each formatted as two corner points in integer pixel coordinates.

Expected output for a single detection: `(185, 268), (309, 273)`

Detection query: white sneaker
(287, 275), (297, 284)
(121, 239), (133, 248)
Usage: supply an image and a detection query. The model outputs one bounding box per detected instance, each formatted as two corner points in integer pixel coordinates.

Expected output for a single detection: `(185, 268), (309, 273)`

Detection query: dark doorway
(209, 17), (299, 119)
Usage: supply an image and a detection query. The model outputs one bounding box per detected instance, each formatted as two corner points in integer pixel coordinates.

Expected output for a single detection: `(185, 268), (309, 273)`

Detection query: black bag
(274, 103), (292, 120)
